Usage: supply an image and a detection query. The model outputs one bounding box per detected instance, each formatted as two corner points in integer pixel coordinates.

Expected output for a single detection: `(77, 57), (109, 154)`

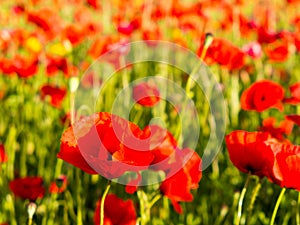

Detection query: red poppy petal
(225, 131), (275, 177)
(286, 115), (300, 126)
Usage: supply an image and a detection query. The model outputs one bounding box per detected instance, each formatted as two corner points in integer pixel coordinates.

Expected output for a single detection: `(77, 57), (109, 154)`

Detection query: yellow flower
(47, 40), (72, 56)
(25, 36), (42, 53)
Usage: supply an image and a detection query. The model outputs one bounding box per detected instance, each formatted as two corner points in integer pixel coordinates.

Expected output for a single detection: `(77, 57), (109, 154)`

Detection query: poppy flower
(88, 36), (123, 59)
(88, 37), (129, 69)
(0, 58), (15, 75)
(0, 144), (8, 163)
(125, 172), (142, 194)
(241, 80), (284, 112)
(283, 82), (300, 104)
(40, 84), (67, 108)
(73, 6), (101, 36)
(220, 8), (256, 37)
(160, 148), (202, 213)
(199, 38), (245, 70)
(46, 55), (68, 76)
(117, 21), (135, 36)
(143, 125), (177, 166)
(9, 177), (45, 201)
(242, 42), (262, 59)
(12, 4), (25, 15)
(49, 175), (67, 194)
(57, 121), (97, 175)
(133, 82), (160, 107)
(238, 15), (257, 37)
(264, 40), (289, 62)
(142, 26), (162, 43)
(0, 30), (12, 52)
(58, 112), (154, 179)
(94, 194), (137, 225)
(260, 117), (294, 141)
(295, 31), (300, 52)
(287, 0), (300, 4)
(27, 8), (62, 39)
(257, 27), (279, 44)
(87, 0), (100, 9)
(225, 130), (275, 177)
(178, 14), (206, 35)
(61, 24), (86, 46)
(286, 115), (300, 127)
(268, 142), (300, 191)
(0, 28), (29, 51)
(13, 55), (39, 78)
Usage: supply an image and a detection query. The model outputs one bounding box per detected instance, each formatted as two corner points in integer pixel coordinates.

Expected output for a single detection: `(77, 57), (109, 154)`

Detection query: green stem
(296, 191), (300, 225)
(120, 55), (129, 107)
(102, 0), (112, 34)
(137, 189), (150, 225)
(70, 91), (75, 125)
(149, 194), (162, 209)
(100, 180), (111, 225)
(185, 33), (213, 97)
(76, 170), (83, 225)
(270, 188), (286, 225)
(185, 61), (202, 98)
(230, 72), (240, 128)
(235, 173), (251, 225)
(246, 178), (262, 224)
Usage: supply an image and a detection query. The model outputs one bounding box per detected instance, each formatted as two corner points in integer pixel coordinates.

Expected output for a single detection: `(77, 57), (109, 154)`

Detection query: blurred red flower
(199, 38), (245, 70)
(142, 26), (162, 43)
(74, 6), (101, 36)
(27, 8), (62, 39)
(283, 82), (300, 105)
(295, 31), (300, 52)
(260, 117), (294, 141)
(61, 24), (86, 46)
(88, 36), (121, 59)
(241, 80), (284, 112)
(117, 21), (136, 36)
(257, 27), (279, 44)
(12, 4), (25, 15)
(9, 177), (45, 201)
(0, 29), (29, 51)
(46, 55), (68, 76)
(94, 194), (137, 225)
(49, 175), (67, 194)
(242, 42), (262, 59)
(58, 112), (154, 178)
(0, 58), (15, 75)
(40, 84), (67, 108)
(286, 115), (300, 127)
(13, 55), (39, 78)
(268, 142), (300, 191)
(225, 131), (275, 178)
(133, 82), (160, 107)
(287, 0), (300, 4)
(264, 40), (289, 62)
(160, 148), (202, 213)
(0, 144), (8, 163)
(87, 0), (100, 9)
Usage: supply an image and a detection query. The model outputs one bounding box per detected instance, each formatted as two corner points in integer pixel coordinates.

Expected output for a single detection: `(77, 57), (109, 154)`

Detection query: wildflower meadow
(0, 0), (300, 224)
